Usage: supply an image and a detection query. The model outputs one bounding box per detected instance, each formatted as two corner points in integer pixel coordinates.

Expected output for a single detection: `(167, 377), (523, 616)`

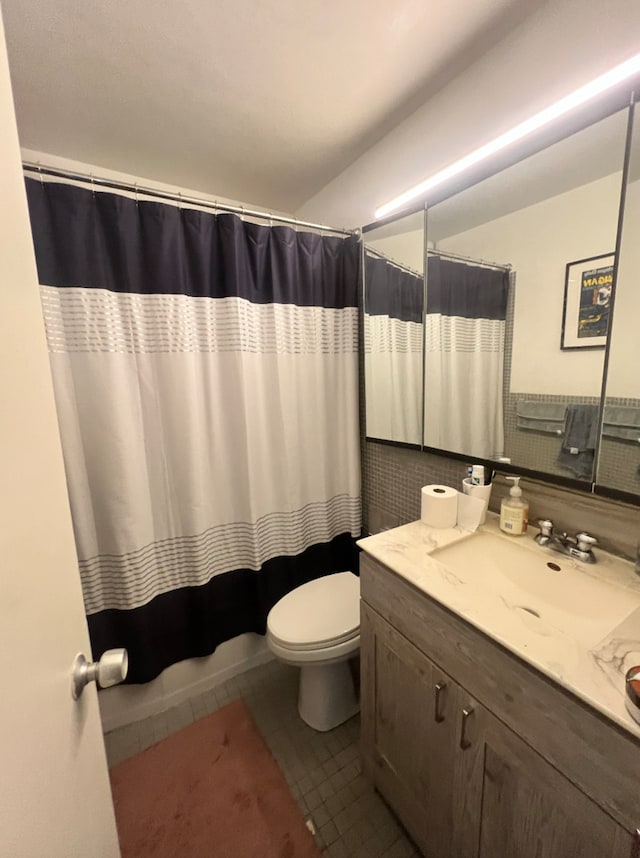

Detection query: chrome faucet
(534, 519), (598, 563)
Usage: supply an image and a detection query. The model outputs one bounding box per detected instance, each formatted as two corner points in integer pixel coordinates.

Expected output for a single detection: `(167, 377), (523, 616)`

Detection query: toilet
(266, 571), (360, 732)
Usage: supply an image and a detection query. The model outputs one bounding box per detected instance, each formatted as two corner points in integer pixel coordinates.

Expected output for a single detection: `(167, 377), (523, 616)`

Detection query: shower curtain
(25, 178), (361, 683)
(364, 253), (423, 444)
(424, 256), (509, 458)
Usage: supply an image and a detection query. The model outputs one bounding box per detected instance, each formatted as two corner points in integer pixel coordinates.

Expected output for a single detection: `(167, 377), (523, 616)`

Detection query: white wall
(297, 0), (640, 228)
(0, 11), (120, 854)
(99, 634), (272, 732)
(367, 228), (424, 273)
(438, 173), (622, 397)
(21, 148), (291, 218)
(606, 177), (640, 400)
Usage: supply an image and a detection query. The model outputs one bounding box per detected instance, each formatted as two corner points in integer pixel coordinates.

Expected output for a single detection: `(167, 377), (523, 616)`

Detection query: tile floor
(104, 659), (419, 858)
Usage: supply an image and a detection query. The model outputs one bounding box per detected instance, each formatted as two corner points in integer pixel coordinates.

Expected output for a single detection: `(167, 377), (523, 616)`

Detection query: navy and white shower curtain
(424, 256), (509, 458)
(364, 252), (423, 444)
(26, 179), (361, 682)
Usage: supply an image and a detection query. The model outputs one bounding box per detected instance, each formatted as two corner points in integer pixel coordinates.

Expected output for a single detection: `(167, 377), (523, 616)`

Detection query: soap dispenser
(500, 477), (529, 536)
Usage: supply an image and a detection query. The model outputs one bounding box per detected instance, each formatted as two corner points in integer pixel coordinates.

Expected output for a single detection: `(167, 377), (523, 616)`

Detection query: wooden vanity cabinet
(452, 689), (634, 858)
(360, 605), (457, 856)
(360, 554), (640, 858)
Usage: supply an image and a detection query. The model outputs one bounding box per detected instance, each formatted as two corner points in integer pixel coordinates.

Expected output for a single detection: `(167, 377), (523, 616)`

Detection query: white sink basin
(432, 530), (638, 646)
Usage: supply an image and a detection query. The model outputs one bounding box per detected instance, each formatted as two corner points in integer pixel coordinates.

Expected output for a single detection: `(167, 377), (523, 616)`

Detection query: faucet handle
(537, 519), (554, 537)
(576, 532), (598, 552)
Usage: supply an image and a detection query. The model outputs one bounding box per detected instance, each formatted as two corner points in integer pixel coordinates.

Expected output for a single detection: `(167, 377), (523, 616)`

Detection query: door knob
(71, 648), (128, 699)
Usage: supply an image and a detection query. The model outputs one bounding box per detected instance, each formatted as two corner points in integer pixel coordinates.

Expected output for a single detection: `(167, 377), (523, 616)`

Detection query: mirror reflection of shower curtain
(424, 257), (509, 458)
(364, 253), (424, 444)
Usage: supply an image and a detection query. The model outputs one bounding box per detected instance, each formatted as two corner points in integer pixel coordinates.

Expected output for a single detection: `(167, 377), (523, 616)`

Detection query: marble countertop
(357, 514), (640, 740)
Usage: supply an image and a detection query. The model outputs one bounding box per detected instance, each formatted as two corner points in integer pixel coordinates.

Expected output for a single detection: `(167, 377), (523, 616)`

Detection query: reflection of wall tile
(503, 393), (640, 491)
(505, 391), (600, 478)
(598, 436), (640, 494)
(598, 395), (640, 494)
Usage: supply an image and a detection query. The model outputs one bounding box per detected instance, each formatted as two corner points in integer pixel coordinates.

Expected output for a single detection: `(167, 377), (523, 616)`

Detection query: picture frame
(560, 253), (615, 350)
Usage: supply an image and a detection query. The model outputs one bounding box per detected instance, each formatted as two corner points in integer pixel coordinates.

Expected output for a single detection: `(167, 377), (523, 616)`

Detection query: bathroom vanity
(358, 518), (640, 858)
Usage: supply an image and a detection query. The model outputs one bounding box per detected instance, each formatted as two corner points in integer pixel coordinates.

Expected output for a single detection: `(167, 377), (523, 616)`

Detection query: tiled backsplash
(362, 442), (467, 535)
(361, 440), (640, 561)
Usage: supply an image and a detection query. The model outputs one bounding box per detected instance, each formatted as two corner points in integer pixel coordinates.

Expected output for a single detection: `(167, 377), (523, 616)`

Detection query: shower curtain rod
(365, 245), (423, 279)
(428, 246), (512, 272)
(22, 161), (357, 238)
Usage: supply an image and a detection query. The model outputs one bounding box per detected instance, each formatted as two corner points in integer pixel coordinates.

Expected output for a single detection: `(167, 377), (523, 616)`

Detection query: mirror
(364, 211), (424, 445)
(597, 101), (640, 498)
(423, 107), (629, 481)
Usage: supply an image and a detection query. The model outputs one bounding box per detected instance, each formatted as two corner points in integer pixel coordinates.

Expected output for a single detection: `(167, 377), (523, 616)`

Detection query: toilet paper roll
(421, 485), (459, 528)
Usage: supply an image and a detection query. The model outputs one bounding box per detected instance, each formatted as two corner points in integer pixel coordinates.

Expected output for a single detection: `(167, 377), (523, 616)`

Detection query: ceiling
(2, 0), (540, 214)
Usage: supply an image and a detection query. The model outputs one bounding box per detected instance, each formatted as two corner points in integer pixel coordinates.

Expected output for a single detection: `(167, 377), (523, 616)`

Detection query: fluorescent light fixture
(375, 53), (640, 220)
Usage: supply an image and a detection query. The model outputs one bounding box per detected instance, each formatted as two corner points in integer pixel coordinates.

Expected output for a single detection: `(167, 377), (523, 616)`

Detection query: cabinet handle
(434, 682), (447, 723)
(460, 707), (474, 750)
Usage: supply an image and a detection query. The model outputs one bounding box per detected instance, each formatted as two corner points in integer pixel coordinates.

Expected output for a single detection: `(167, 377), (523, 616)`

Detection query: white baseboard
(99, 633), (274, 733)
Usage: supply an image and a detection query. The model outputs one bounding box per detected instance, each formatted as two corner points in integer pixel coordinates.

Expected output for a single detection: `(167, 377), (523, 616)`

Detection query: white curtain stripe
(40, 286), (358, 355)
(424, 313), (505, 458)
(42, 285), (361, 616)
(364, 313), (423, 444)
(79, 494), (361, 613)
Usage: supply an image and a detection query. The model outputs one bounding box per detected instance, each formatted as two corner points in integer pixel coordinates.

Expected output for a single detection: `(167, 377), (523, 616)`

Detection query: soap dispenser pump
(500, 476), (529, 536)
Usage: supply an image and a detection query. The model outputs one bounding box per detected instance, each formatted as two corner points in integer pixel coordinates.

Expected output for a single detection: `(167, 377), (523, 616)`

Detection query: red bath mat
(110, 699), (321, 858)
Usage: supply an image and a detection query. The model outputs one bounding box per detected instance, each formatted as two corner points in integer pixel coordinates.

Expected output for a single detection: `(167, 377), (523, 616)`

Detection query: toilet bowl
(266, 571), (360, 732)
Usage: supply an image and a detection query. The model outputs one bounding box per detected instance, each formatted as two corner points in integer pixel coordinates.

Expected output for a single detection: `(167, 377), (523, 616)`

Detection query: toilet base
(298, 659), (360, 732)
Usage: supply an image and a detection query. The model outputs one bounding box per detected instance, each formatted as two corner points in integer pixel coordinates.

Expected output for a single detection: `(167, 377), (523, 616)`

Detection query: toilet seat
(267, 631), (360, 666)
(267, 571), (360, 652)
(268, 628), (359, 652)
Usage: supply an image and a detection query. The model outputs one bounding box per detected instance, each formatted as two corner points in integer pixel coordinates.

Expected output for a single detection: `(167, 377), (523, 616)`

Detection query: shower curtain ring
(90, 173), (96, 198)
(178, 191), (183, 211)
(37, 162), (44, 185)
(269, 212), (273, 227)
(134, 182), (139, 207)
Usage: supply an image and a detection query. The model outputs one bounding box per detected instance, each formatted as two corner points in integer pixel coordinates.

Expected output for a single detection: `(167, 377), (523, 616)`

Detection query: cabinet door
(361, 604), (457, 856)
(452, 691), (636, 858)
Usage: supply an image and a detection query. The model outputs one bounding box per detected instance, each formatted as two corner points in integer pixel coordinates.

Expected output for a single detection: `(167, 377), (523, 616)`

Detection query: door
(0, 11), (120, 858)
(452, 691), (636, 858)
(361, 604), (456, 856)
